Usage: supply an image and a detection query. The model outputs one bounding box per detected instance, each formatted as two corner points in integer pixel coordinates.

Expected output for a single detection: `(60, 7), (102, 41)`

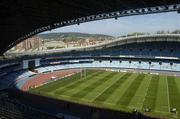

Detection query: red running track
(21, 69), (80, 91)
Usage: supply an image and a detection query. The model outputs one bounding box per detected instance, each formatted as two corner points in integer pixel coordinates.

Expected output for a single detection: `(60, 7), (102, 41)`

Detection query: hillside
(37, 32), (114, 41)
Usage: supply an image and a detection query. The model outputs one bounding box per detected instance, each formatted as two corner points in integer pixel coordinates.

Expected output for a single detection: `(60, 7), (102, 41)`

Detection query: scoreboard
(22, 59), (40, 69)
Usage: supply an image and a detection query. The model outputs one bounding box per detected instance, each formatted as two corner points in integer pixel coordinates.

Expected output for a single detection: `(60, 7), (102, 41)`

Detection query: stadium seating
(0, 91), (60, 119)
(1, 41), (180, 91)
(0, 41), (180, 119)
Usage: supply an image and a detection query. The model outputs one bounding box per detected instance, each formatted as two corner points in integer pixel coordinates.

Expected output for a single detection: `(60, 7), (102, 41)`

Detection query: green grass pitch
(29, 70), (180, 119)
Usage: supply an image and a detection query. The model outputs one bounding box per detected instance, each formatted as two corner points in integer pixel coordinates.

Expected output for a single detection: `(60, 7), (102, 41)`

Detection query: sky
(43, 12), (180, 37)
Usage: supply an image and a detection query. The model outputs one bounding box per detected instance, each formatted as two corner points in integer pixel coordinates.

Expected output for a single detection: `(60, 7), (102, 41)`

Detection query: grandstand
(1, 0), (180, 119)
(0, 34), (180, 118)
(2, 34), (180, 89)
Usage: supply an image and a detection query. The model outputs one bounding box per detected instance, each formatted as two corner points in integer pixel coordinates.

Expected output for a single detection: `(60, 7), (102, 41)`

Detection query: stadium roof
(1, 0), (180, 54)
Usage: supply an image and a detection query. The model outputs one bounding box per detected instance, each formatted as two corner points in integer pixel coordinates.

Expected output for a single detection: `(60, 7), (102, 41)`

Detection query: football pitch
(30, 70), (180, 119)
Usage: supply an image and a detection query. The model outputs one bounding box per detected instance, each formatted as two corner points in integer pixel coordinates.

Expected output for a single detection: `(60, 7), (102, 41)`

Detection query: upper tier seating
(52, 42), (180, 58)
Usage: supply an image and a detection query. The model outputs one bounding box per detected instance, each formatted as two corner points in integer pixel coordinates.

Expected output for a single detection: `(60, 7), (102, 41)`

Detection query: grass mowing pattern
(70, 72), (117, 99)
(167, 76), (180, 112)
(142, 75), (159, 110)
(54, 71), (103, 95)
(93, 73), (132, 103)
(30, 70), (180, 119)
(32, 70), (97, 92)
(116, 74), (145, 107)
(32, 72), (81, 92)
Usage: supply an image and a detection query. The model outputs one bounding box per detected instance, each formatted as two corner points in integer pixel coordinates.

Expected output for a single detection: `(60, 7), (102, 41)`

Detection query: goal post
(80, 68), (87, 79)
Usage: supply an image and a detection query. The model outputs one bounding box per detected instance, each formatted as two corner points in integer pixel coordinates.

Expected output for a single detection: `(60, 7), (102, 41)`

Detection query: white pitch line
(103, 102), (116, 106)
(166, 76), (171, 113)
(155, 110), (170, 114)
(54, 72), (98, 92)
(128, 105), (141, 110)
(140, 75), (151, 110)
(80, 98), (91, 102)
(90, 74), (123, 102)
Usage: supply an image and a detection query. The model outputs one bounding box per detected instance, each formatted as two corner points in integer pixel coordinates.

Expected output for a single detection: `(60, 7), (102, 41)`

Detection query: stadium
(1, 1), (180, 119)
